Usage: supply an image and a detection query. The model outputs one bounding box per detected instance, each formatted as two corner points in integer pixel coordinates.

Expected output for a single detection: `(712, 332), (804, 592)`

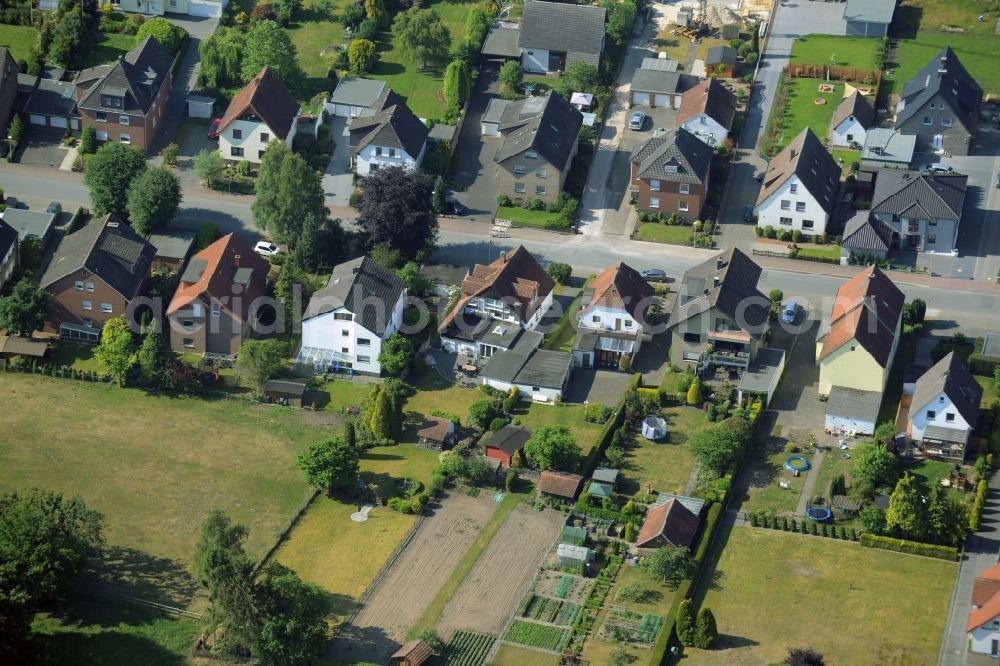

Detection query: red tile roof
(973, 563), (1000, 607)
(578, 262), (654, 321)
(166, 233), (269, 322)
(218, 67), (300, 140)
(537, 470), (583, 499)
(818, 266), (904, 367)
(391, 640), (434, 665)
(416, 416), (453, 443)
(635, 499), (700, 548)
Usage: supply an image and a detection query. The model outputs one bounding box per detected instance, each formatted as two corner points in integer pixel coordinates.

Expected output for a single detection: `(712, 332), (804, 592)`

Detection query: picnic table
(461, 364), (478, 374)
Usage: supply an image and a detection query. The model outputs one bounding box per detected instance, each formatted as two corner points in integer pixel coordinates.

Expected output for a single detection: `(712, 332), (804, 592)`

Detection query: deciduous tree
(499, 60), (523, 98)
(465, 8), (491, 48)
(640, 546), (691, 588)
(127, 167), (182, 236)
(927, 482), (967, 546)
(253, 141), (327, 248)
(852, 442), (898, 491)
(0, 278), (51, 337)
(391, 8), (451, 69)
(239, 338), (288, 396)
(348, 38), (377, 73)
(95, 316), (137, 387)
(688, 422), (745, 477)
(194, 149), (225, 188)
(49, 8), (86, 68)
(605, 0), (636, 45)
(135, 17), (185, 55)
(378, 333), (414, 378)
(84, 142), (147, 218)
(356, 166), (437, 260)
(241, 20), (301, 85)
(563, 60), (599, 95)
(546, 262), (572, 285)
(524, 425), (582, 471)
(297, 438), (360, 493)
(199, 27), (244, 88)
(785, 647), (825, 666)
(251, 562), (330, 663)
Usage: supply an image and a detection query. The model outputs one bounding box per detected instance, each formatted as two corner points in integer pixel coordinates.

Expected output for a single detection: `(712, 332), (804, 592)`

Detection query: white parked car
(254, 241), (282, 257)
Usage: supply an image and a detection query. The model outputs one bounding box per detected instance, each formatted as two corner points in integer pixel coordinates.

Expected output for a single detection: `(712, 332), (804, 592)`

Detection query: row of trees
(200, 20), (303, 89)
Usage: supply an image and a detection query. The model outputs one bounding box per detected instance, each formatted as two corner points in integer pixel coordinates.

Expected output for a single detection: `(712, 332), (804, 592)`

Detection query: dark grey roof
(706, 45), (736, 67)
(22, 77), (77, 118)
(668, 248), (769, 340)
(923, 424), (969, 442)
(896, 47), (982, 132)
(831, 91), (875, 131)
(630, 127), (712, 184)
(983, 333), (1000, 359)
(871, 170), (967, 221)
(265, 378), (308, 396)
(862, 129), (916, 165)
(641, 57), (679, 72)
(737, 348), (785, 395)
(631, 69), (683, 95)
(40, 215), (154, 300)
(483, 424), (532, 456)
(348, 90), (429, 159)
(482, 98), (511, 125)
(482, 25), (522, 58)
(756, 128), (841, 214)
(841, 211), (893, 253)
(495, 92), (582, 169)
(911, 352), (982, 428)
(844, 0), (896, 23)
(329, 77), (387, 107)
(148, 229), (196, 260)
(826, 386), (882, 425)
(302, 256), (407, 337)
(573, 329), (598, 352)
(477, 321), (523, 349)
(518, 1), (606, 57)
(0, 218), (16, 261)
(591, 467), (619, 484)
(483, 331), (570, 389)
(428, 122), (456, 143)
(75, 37), (172, 116)
(677, 78), (737, 130)
(1, 208), (56, 242)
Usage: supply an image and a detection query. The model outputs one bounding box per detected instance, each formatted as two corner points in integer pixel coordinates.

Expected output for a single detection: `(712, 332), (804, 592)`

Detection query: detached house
(907, 352), (982, 461)
(40, 215), (155, 341)
(298, 257), (407, 376)
(166, 233), (270, 355)
(629, 127), (712, 218)
(85, 0), (228, 18)
(968, 563), (1000, 658)
(517, 1), (606, 73)
(348, 89), (428, 176)
(489, 92), (583, 205)
(677, 79), (737, 148)
(218, 67), (300, 164)
(894, 47), (982, 155)
(829, 91), (874, 148)
(755, 128), (841, 237)
(74, 37), (173, 152)
(439, 246), (555, 360)
(573, 262), (655, 370)
(870, 169), (967, 254)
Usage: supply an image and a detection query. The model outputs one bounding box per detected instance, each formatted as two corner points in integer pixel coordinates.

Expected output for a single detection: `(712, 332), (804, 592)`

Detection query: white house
(968, 562), (1000, 657)
(907, 351), (982, 461)
(573, 262), (654, 371)
(68, 0), (226, 17)
(829, 91), (874, 148)
(348, 89), (428, 177)
(756, 128), (840, 237)
(298, 256), (407, 376)
(481, 331), (574, 403)
(676, 78), (737, 147)
(327, 77), (388, 117)
(517, 1), (606, 74)
(218, 67), (300, 164)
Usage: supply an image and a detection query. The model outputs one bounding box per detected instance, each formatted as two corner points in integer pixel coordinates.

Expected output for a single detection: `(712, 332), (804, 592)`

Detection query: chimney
(234, 254), (241, 268)
(713, 275), (721, 287)
(937, 56), (947, 77)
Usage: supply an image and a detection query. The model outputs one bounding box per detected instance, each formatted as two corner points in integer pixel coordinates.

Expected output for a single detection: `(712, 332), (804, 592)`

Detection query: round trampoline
(806, 507), (832, 522)
(784, 456), (811, 472)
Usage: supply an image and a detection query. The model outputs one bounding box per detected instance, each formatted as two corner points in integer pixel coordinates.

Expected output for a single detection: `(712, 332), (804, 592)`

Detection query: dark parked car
(641, 268), (668, 282)
(444, 197), (467, 216)
(742, 205), (755, 222)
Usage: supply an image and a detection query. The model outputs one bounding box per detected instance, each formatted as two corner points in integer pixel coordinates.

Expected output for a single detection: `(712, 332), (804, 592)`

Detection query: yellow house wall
(818, 339), (886, 396)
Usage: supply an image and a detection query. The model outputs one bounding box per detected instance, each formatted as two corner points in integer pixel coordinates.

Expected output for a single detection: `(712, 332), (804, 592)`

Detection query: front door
(932, 134), (944, 150)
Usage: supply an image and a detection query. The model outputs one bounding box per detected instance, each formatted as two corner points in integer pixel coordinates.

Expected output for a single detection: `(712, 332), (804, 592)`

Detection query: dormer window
(665, 165), (678, 173)
(101, 95), (123, 109)
(526, 150), (538, 159)
(789, 184), (797, 194)
(232, 129), (243, 140)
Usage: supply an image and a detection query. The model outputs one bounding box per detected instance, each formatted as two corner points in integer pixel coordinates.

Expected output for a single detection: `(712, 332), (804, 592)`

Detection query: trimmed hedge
(970, 337), (1000, 377)
(859, 533), (958, 561)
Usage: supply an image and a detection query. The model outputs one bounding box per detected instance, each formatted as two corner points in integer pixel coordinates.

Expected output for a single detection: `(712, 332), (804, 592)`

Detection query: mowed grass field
(515, 403), (605, 457)
(490, 644), (560, 666)
(0, 375), (322, 603)
(790, 35), (879, 68)
(0, 23), (37, 63)
(617, 406), (701, 498)
(685, 527), (955, 665)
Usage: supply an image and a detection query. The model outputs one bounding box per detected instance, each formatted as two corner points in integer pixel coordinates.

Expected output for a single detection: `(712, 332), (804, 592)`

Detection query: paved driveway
(451, 63), (502, 222)
(322, 115), (354, 207)
(15, 127), (68, 168)
(766, 305), (824, 430)
(564, 368), (634, 404)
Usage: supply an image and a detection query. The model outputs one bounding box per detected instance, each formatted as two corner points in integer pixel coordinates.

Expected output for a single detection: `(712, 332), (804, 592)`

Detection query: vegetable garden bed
(503, 619), (570, 652)
(595, 605), (664, 646)
(445, 630), (496, 666)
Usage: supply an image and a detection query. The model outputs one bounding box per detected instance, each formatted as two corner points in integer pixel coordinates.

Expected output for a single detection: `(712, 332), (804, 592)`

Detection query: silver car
(629, 111), (646, 130)
(641, 268), (668, 282)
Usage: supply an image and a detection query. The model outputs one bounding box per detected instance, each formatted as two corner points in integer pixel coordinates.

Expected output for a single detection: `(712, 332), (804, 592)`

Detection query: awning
(708, 329), (751, 343)
(922, 425), (968, 444)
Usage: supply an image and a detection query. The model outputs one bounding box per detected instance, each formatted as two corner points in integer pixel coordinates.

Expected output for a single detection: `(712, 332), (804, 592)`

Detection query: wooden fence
(783, 64), (883, 90)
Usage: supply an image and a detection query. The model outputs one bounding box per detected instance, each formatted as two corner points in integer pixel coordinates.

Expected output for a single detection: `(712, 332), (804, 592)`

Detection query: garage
(653, 93), (670, 108)
(49, 116), (67, 129)
(187, 0), (221, 17)
(22, 78), (80, 130)
(630, 69), (695, 110)
(29, 114), (46, 126)
(824, 386), (880, 436)
(186, 95), (216, 118)
(631, 91), (650, 106)
(328, 78), (387, 118)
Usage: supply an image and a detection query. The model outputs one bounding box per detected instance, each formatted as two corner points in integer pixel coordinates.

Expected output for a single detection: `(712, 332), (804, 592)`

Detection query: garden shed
(588, 481), (614, 499)
(264, 379), (309, 407)
(484, 424), (531, 467)
(556, 543), (594, 568)
(591, 466), (620, 488)
(0, 335), (49, 365)
(186, 95), (216, 118)
(391, 640), (433, 666)
(537, 470), (584, 501)
(824, 386), (880, 436)
(417, 416), (456, 450)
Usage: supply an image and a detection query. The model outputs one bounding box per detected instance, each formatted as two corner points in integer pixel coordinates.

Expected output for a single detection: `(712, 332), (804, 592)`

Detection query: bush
(584, 402), (612, 423)
(547, 261), (572, 285)
(489, 417), (507, 431)
(496, 194), (512, 207)
(859, 533), (958, 560)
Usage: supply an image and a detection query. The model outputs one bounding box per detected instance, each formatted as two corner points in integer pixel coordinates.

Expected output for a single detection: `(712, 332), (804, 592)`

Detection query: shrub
(496, 194), (512, 207)
(859, 533), (958, 560)
(489, 417), (507, 431)
(547, 261), (572, 285)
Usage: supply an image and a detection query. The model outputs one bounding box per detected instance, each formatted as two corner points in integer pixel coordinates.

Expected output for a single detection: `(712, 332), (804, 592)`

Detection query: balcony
(706, 351), (750, 369)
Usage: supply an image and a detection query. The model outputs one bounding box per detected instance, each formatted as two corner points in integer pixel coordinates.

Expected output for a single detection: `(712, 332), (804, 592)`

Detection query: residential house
(705, 46), (737, 78)
(907, 352), (983, 461)
(148, 229), (196, 273)
(348, 89), (428, 176)
(327, 77), (388, 117)
(667, 248), (770, 374)
(0, 48), (17, 137)
(840, 211), (894, 261)
(416, 416), (457, 450)
(635, 499), (701, 553)
(870, 169), (967, 254)
(165, 233), (270, 355)
(39, 215), (155, 341)
(894, 47), (982, 155)
(755, 128), (841, 237)
(517, 1), (606, 73)
(861, 129), (916, 170)
(484, 424), (531, 467)
(481, 331), (574, 403)
(843, 0), (896, 37)
(439, 246), (555, 360)
(830, 91), (875, 148)
(573, 262), (655, 370)
(1, 208), (58, 251)
(629, 68), (698, 108)
(677, 78), (738, 147)
(73, 37), (173, 152)
(298, 256), (407, 376)
(537, 470), (584, 500)
(0, 218), (17, 291)
(816, 266), (904, 397)
(491, 92), (583, 205)
(218, 67), (300, 164)
(391, 640), (434, 666)
(629, 127), (713, 218)
(968, 563), (1000, 657)
(84, 0), (228, 18)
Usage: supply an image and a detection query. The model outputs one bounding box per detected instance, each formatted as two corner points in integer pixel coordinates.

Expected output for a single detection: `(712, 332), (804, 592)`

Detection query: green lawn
(790, 35), (880, 68)
(0, 23), (38, 63)
(79, 31), (136, 70)
(513, 403), (605, 457)
(543, 282), (589, 353)
(795, 245), (842, 261)
(404, 371), (483, 423)
(735, 437), (812, 515)
(360, 443), (442, 500)
(284, 0), (352, 100)
(776, 78), (845, 151)
(319, 378), (374, 413)
(635, 223), (694, 245)
(491, 644), (559, 666)
(890, 33), (1000, 98)
(660, 369), (690, 395)
(617, 406), (701, 498)
(975, 374), (999, 405)
(895, 0), (1000, 36)
(496, 205), (572, 232)
(652, 29), (693, 66)
(686, 527), (955, 665)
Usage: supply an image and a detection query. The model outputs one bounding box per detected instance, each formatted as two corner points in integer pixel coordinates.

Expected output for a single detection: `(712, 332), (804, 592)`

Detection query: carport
(481, 25), (522, 63)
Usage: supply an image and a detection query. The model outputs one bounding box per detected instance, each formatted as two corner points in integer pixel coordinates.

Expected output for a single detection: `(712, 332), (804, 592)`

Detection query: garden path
(793, 448), (826, 517)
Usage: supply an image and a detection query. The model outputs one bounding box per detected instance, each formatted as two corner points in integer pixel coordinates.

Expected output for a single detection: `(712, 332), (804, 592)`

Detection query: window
(388, 148), (396, 157)
(169, 0), (176, 6)
(802, 219), (815, 229)
(74, 280), (84, 291)
(650, 179), (661, 192)
(101, 95), (122, 109)
(357, 355), (371, 363)
(592, 316), (601, 323)
(183, 338), (194, 348)
(341, 347), (349, 354)
(678, 201), (689, 212)
(341, 329), (349, 336)
(683, 332), (701, 344)
(231, 146), (244, 157)
(535, 185), (546, 196)
(375, 147), (382, 156)
(946, 413), (956, 422)
(624, 320), (632, 327)
(100, 303), (112, 313)
(928, 235), (937, 244)
(258, 150), (266, 159)
(927, 410), (936, 419)
(535, 167), (546, 178)
(334, 312), (352, 321)
(526, 150), (538, 159)
(119, 134), (130, 144)
(781, 200), (790, 210)
(514, 183), (526, 193)
(922, 116), (932, 125)
(648, 196), (660, 209)
(679, 183), (690, 194)
(232, 129), (243, 140)
(665, 164), (678, 173)
(260, 132), (269, 142)
(795, 202), (806, 212)
(846, 133), (854, 141)
(790, 184), (798, 194)
(941, 117), (952, 127)
(82, 300), (92, 310)
(95, 112), (107, 122)
(929, 219), (937, 226)
(682, 351), (700, 362)
(514, 165), (527, 175)
(779, 217), (793, 226)
(358, 338), (371, 347)
(211, 301), (220, 318)
(119, 115), (129, 125)
(96, 130), (108, 141)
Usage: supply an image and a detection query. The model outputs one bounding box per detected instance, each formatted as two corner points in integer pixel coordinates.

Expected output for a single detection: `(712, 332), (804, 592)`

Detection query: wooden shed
(0, 335), (49, 366)
(391, 639), (434, 666)
(417, 415), (456, 450)
(264, 379), (309, 407)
